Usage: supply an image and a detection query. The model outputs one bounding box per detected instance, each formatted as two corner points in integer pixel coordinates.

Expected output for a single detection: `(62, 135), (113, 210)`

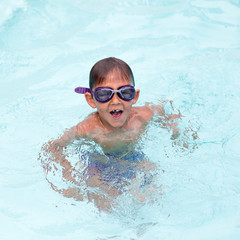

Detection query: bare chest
(88, 128), (142, 151)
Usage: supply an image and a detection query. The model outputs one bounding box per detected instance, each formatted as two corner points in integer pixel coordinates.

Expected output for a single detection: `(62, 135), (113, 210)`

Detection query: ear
(132, 89), (140, 104)
(84, 92), (96, 108)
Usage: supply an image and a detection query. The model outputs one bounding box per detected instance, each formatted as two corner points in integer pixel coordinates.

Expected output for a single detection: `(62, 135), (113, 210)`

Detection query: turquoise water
(1, 0), (240, 239)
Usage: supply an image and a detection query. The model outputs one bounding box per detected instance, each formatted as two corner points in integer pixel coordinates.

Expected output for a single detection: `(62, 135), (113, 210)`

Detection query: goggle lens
(120, 87), (135, 100)
(95, 89), (113, 102)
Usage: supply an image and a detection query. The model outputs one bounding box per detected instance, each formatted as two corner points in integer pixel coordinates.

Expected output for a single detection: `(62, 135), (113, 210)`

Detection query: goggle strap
(75, 87), (91, 94)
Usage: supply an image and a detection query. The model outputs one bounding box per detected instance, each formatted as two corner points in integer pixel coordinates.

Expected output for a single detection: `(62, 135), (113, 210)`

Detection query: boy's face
(85, 70), (140, 131)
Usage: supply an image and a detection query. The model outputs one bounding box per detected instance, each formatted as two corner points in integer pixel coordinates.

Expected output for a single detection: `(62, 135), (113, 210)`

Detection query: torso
(78, 105), (154, 152)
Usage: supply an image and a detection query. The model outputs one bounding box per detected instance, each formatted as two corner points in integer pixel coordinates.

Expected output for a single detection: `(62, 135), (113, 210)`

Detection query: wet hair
(89, 57), (135, 90)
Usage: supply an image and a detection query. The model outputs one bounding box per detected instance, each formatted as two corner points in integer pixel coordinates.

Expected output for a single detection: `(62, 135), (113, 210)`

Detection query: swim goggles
(75, 85), (135, 103)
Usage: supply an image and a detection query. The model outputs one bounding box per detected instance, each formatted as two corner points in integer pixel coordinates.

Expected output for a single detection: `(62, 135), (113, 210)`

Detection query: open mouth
(110, 110), (123, 119)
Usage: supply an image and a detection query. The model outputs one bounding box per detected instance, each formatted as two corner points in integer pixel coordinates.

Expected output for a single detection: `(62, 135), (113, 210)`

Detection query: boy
(42, 57), (181, 210)
(54, 57), (180, 151)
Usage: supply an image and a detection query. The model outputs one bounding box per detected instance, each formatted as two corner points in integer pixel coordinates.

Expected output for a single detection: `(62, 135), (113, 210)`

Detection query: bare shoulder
(74, 112), (100, 136)
(132, 102), (165, 121)
(147, 102), (165, 116)
(132, 103), (155, 121)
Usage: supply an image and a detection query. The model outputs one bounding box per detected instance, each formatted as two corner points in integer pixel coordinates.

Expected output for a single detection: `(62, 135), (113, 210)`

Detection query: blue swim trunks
(80, 150), (146, 189)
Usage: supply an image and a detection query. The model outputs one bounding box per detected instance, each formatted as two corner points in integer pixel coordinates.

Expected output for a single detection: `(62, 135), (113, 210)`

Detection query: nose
(110, 92), (121, 104)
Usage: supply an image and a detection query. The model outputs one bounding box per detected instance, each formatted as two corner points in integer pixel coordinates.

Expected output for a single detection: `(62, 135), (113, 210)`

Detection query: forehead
(95, 69), (132, 88)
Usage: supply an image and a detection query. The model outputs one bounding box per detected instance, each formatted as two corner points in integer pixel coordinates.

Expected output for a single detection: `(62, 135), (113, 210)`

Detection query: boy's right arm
(41, 123), (86, 184)
(53, 123), (85, 150)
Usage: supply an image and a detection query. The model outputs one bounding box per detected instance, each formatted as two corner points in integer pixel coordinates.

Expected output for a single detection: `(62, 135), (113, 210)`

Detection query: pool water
(1, 0), (240, 239)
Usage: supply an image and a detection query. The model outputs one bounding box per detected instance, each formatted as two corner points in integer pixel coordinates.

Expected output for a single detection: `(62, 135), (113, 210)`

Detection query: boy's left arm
(147, 101), (182, 139)
(149, 101), (199, 149)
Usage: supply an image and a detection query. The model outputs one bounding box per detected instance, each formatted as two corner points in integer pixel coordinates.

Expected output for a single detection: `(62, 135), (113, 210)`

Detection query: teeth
(112, 110), (122, 113)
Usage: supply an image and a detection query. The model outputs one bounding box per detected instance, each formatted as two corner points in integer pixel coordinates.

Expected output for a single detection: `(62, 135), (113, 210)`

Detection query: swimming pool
(1, 0), (240, 239)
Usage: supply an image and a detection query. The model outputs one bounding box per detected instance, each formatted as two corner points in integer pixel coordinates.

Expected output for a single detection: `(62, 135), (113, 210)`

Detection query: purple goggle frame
(75, 85), (135, 103)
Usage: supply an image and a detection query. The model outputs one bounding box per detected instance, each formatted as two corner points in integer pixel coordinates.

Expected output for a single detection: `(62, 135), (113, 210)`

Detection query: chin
(110, 121), (126, 129)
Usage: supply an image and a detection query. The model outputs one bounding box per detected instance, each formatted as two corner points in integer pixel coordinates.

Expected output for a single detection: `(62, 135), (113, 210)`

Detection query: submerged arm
(41, 123), (85, 184)
(40, 122), (118, 210)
